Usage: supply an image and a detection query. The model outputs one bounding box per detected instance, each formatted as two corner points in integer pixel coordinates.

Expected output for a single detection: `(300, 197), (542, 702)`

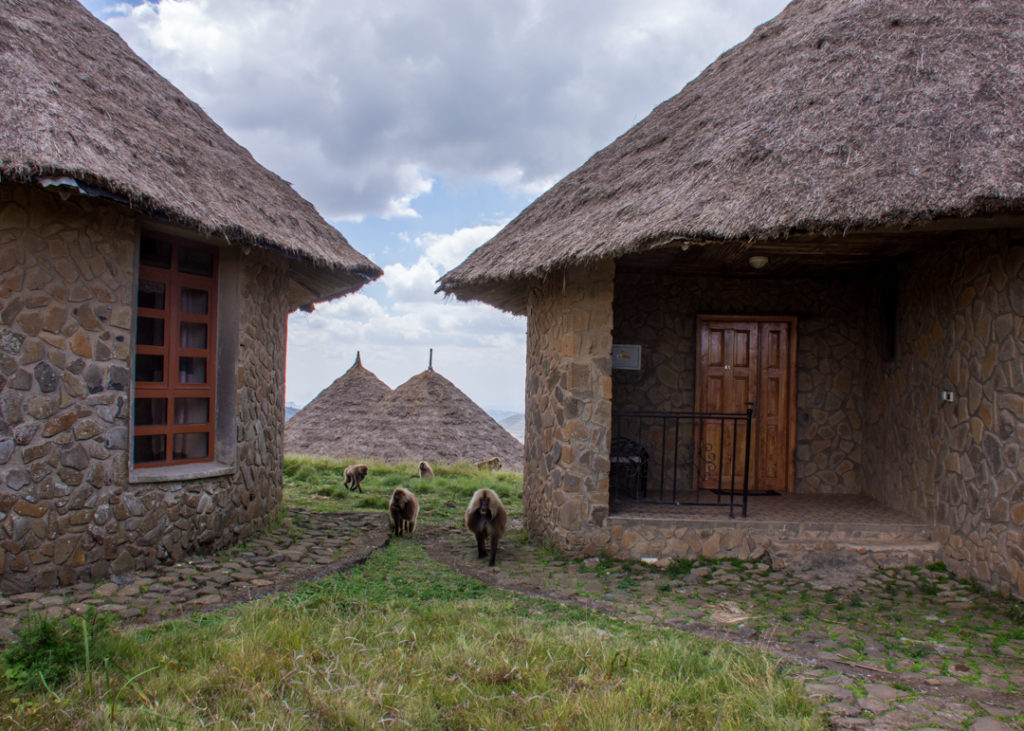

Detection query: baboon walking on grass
(343, 463), (368, 493)
(464, 488), (507, 567)
(389, 487), (419, 536)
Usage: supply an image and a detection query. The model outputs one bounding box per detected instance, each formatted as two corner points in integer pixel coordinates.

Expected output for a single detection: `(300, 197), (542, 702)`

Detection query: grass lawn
(0, 456), (824, 730)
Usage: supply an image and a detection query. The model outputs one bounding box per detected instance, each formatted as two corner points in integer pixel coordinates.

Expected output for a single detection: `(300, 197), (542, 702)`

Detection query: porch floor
(611, 492), (926, 527)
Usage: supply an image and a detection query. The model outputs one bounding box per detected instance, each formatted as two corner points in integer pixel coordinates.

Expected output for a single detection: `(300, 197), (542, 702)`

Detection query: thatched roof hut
(286, 360), (524, 470)
(0, 0), (382, 306)
(284, 354), (393, 456)
(438, 0), (1024, 312)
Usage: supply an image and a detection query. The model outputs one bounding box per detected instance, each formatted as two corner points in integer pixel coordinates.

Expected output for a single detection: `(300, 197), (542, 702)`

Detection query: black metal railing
(610, 408), (753, 518)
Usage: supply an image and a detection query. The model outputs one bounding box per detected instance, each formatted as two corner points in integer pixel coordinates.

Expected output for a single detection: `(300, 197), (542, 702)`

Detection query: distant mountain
(498, 413), (525, 443)
(285, 402), (303, 421)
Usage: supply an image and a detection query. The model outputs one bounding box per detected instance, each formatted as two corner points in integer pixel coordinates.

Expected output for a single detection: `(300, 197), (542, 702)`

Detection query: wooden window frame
(132, 234), (219, 468)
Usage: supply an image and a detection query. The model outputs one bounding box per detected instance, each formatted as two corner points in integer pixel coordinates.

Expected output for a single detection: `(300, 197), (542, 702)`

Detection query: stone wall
(863, 232), (1024, 598)
(612, 270), (869, 494)
(0, 184), (287, 591)
(523, 262), (614, 553)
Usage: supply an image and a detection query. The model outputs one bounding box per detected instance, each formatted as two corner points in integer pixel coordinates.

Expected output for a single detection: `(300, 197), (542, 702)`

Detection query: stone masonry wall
(612, 270), (869, 494)
(863, 232), (1024, 598)
(0, 184), (286, 591)
(523, 262), (614, 553)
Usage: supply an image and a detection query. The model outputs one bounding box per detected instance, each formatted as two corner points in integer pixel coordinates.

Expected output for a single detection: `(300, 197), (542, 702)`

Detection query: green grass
(0, 540), (821, 730)
(283, 454), (523, 524)
(0, 456), (824, 729)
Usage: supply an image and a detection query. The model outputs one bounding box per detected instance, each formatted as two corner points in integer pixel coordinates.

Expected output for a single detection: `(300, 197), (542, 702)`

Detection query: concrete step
(767, 538), (942, 572)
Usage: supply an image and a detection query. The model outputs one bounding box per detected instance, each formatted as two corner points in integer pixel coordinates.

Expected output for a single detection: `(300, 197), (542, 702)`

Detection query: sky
(81, 0), (790, 414)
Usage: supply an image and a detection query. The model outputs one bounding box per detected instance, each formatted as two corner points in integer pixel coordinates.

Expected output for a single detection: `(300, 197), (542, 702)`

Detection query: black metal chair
(610, 436), (649, 500)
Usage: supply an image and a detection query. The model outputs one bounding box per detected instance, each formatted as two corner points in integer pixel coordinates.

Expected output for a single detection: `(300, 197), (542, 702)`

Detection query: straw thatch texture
(284, 355), (393, 456)
(0, 0), (381, 301)
(286, 362), (524, 470)
(439, 0), (1024, 312)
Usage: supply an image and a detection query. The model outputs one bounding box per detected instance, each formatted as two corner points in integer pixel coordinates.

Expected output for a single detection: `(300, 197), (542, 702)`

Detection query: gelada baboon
(418, 461), (434, 480)
(474, 457), (501, 471)
(388, 487), (419, 536)
(464, 488), (507, 567)
(343, 463), (368, 493)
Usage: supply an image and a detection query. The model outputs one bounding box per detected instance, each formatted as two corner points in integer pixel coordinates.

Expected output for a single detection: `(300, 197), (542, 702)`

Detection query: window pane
(138, 280), (165, 310)
(134, 435), (166, 463)
(135, 354), (164, 382)
(134, 398), (168, 426)
(181, 287), (209, 315)
(179, 321), (207, 349)
(140, 238), (172, 269)
(137, 317), (164, 346)
(172, 432), (209, 460)
(178, 356), (206, 384)
(178, 247), (214, 277)
(174, 398), (209, 425)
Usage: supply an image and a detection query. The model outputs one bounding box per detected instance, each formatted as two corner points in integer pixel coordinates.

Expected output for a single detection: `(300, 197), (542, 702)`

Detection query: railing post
(741, 407), (753, 518)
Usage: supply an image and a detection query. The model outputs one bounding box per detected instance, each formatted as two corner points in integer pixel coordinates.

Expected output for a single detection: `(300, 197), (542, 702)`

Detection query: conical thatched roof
(0, 0), (382, 305)
(439, 0), (1024, 312)
(285, 360), (524, 470)
(284, 354), (392, 455)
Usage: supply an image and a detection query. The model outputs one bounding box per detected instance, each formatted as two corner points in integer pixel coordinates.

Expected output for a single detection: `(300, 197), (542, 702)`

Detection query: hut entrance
(696, 316), (797, 494)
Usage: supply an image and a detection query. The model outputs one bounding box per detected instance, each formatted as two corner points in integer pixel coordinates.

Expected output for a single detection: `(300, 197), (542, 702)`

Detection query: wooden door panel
(697, 317), (795, 493)
(697, 322), (756, 491)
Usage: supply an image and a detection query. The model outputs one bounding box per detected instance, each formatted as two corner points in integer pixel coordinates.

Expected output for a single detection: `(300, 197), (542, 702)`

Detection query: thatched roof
(283, 353), (393, 455)
(285, 358), (524, 470)
(0, 0), (381, 305)
(439, 0), (1024, 312)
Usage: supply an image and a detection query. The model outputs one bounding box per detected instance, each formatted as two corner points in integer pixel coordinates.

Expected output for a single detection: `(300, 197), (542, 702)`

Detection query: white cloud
(288, 223), (522, 408)
(288, 284), (525, 410)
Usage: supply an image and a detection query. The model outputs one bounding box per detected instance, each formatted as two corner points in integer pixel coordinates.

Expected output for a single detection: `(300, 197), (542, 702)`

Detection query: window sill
(129, 461), (235, 484)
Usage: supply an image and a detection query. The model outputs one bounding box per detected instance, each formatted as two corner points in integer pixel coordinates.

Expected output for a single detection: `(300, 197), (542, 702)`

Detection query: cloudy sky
(82, 0), (789, 414)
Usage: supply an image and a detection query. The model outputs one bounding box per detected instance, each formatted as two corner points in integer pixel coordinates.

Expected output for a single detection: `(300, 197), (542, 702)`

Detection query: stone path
(425, 523), (1024, 731)
(0, 509), (390, 639)
(1, 510), (1021, 730)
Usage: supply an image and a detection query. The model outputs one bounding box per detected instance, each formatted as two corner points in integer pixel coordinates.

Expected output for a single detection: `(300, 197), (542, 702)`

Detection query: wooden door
(696, 317), (796, 493)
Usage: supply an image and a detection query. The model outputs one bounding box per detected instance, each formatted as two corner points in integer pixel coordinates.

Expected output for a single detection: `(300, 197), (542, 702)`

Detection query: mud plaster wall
(612, 270), (869, 494)
(0, 184), (287, 591)
(863, 233), (1024, 598)
(523, 262), (614, 554)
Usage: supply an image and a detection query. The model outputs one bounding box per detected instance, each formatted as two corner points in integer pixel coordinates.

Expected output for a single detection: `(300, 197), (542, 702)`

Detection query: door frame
(695, 314), (798, 493)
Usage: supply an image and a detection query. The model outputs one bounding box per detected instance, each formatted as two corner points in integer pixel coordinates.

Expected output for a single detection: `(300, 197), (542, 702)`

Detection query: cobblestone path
(0, 509), (390, 640)
(425, 523), (1024, 731)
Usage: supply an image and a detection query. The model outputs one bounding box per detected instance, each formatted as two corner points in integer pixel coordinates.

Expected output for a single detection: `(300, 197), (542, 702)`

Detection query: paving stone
(969, 719), (1016, 731)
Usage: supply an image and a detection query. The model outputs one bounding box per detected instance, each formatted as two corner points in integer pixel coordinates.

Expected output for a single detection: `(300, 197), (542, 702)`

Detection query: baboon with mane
(474, 457), (501, 471)
(418, 461), (434, 480)
(464, 488), (507, 567)
(389, 487), (419, 536)
(343, 463), (368, 493)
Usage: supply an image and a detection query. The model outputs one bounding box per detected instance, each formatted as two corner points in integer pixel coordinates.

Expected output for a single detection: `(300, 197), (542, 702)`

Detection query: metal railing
(610, 408), (753, 518)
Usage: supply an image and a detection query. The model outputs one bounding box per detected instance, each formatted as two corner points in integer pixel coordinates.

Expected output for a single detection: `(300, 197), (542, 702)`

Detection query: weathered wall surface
(863, 233), (1024, 598)
(612, 271), (869, 494)
(523, 262), (615, 553)
(0, 185), (285, 591)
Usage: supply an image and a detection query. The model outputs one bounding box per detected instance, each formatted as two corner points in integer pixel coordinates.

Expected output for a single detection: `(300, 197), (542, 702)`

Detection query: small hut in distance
(285, 353), (524, 471)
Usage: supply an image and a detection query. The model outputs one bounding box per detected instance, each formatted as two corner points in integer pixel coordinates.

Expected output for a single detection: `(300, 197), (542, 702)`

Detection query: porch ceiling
(617, 214), (1024, 278)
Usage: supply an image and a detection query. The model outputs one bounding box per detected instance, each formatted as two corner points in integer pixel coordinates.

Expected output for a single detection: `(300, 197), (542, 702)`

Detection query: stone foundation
(0, 184), (287, 591)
